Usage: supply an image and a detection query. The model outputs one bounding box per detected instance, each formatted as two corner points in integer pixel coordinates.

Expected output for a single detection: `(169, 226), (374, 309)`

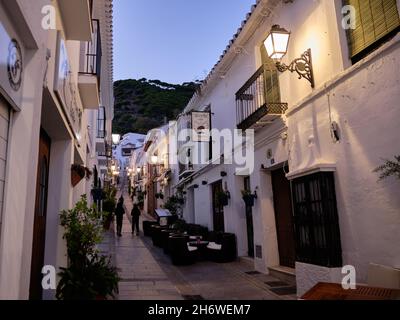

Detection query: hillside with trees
(113, 78), (201, 135)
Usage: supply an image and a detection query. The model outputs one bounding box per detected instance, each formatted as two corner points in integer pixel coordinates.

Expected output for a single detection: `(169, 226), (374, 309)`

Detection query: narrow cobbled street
(103, 184), (296, 300)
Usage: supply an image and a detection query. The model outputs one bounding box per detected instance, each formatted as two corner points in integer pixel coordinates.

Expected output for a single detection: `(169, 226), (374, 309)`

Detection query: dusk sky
(113, 0), (256, 84)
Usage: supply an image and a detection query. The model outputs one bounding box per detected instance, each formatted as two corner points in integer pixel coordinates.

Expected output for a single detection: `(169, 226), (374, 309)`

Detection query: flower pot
(218, 193), (229, 207)
(71, 170), (84, 187)
(243, 195), (255, 207)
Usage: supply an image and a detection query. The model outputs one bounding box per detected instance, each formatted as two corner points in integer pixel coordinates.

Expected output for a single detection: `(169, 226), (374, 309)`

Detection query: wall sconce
(193, 184), (199, 189)
(254, 186), (259, 199)
(112, 134), (121, 145)
(264, 25), (315, 88)
(151, 155), (158, 165)
(220, 171), (227, 177)
(136, 167), (141, 173)
(202, 181), (208, 185)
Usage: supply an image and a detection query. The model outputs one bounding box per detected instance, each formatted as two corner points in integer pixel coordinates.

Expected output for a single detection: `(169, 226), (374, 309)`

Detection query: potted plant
(155, 192), (164, 200)
(57, 253), (119, 300)
(163, 194), (185, 216)
(71, 164), (86, 187)
(216, 190), (229, 207)
(57, 196), (120, 300)
(241, 190), (256, 207)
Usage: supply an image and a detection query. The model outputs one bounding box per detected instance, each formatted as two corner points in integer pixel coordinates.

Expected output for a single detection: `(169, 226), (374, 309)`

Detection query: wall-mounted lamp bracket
(276, 48), (315, 88)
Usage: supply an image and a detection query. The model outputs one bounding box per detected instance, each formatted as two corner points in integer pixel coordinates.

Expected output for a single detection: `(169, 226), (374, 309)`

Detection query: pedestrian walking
(115, 197), (125, 237)
(131, 203), (141, 235)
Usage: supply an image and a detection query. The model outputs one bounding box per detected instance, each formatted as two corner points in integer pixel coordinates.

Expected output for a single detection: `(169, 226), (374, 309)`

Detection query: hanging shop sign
(0, 10), (24, 109)
(191, 111), (211, 142)
(54, 31), (83, 143)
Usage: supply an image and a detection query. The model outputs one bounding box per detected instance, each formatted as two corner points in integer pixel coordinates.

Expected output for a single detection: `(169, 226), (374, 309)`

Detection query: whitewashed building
(172, 0), (400, 296)
(113, 132), (146, 172)
(0, 0), (114, 299)
(129, 125), (174, 216)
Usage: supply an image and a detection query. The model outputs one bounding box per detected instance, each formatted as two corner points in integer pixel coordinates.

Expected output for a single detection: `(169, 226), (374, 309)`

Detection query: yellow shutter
(260, 45), (281, 103)
(344, 0), (400, 58)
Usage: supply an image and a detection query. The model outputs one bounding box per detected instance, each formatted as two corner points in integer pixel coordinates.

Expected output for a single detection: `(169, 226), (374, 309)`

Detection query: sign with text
(191, 111), (211, 142)
(0, 7), (25, 109)
(54, 31), (83, 143)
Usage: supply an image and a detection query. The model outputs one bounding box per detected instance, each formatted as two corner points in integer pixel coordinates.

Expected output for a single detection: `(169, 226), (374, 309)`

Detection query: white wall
(177, 0), (400, 289)
(0, 0), (50, 299)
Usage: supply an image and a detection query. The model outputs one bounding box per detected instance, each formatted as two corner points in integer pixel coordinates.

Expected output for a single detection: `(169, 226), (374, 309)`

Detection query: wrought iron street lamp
(151, 155), (158, 165)
(112, 134), (121, 145)
(264, 25), (315, 88)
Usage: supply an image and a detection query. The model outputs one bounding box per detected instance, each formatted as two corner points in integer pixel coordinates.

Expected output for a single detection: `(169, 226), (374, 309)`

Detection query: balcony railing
(236, 66), (288, 131)
(97, 106), (106, 138)
(98, 143), (112, 159)
(80, 19), (102, 84)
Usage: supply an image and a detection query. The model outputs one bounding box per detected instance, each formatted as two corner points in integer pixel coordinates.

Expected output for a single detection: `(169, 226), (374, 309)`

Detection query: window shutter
(260, 45), (281, 103)
(344, 0), (400, 58)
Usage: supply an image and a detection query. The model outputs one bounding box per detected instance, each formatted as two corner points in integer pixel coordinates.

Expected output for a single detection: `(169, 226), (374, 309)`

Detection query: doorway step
(268, 266), (296, 286)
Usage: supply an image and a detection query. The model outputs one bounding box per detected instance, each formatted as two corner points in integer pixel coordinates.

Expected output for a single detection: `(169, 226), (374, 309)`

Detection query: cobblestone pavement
(104, 189), (296, 300)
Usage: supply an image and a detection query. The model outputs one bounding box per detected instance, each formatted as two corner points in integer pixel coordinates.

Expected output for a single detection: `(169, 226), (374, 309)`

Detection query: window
(291, 172), (342, 267)
(344, 0), (400, 63)
(97, 106), (106, 138)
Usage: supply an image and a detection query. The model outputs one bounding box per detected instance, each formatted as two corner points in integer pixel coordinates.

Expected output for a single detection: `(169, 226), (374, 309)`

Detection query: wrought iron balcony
(236, 66), (288, 131)
(78, 19), (101, 109)
(81, 19), (102, 82)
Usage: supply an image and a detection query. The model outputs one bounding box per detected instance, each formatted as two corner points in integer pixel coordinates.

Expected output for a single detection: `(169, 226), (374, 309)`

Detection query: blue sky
(113, 0), (256, 84)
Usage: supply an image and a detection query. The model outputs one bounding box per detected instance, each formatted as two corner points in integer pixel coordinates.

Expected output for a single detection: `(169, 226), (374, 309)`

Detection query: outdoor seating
(168, 236), (198, 265)
(160, 229), (178, 253)
(206, 232), (237, 263)
(185, 224), (209, 239)
(151, 225), (168, 247)
(143, 221), (158, 237)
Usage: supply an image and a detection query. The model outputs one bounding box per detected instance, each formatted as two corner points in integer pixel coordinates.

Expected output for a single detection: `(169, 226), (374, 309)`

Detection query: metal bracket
(276, 48), (315, 88)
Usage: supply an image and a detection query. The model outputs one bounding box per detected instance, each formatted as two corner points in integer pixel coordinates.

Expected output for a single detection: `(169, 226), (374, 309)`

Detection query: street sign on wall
(191, 111), (211, 142)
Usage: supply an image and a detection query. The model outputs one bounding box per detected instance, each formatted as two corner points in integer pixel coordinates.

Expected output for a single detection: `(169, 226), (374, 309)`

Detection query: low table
(188, 241), (209, 261)
(301, 282), (400, 300)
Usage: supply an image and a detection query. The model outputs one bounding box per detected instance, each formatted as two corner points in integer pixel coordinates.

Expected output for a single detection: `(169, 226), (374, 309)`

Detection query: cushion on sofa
(207, 242), (222, 250)
(187, 244), (198, 252)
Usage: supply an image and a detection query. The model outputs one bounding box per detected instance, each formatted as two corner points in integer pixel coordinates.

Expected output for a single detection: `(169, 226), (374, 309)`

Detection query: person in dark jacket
(115, 197), (125, 237)
(131, 203), (141, 235)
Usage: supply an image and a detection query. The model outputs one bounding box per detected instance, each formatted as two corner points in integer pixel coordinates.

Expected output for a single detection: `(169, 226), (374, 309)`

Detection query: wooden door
(29, 129), (51, 300)
(244, 177), (254, 257)
(271, 167), (296, 268)
(212, 181), (225, 232)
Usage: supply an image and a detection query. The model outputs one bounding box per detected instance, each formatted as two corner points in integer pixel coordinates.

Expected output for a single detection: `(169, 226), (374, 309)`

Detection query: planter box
(71, 170), (85, 187)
